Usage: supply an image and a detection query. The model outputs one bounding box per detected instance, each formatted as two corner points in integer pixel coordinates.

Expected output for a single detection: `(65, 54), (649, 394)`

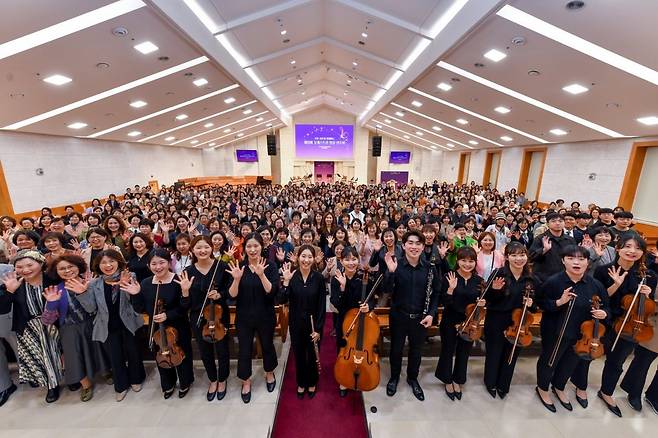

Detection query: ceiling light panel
(196, 117), (278, 147)
(193, 78), (208, 87)
(483, 48), (507, 62)
(562, 83), (588, 95)
(134, 41), (158, 54)
(369, 121), (447, 151)
(67, 122), (87, 129)
(637, 116), (658, 126)
(171, 110), (269, 145)
(376, 112), (473, 149)
(43, 74), (72, 85)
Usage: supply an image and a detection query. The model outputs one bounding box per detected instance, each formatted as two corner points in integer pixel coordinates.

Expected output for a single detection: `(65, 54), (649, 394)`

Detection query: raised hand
(438, 241), (450, 259)
(446, 271), (458, 294)
(470, 241), (480, 254)
(1, 271), (23, 293)
(557, 287), (576, 306)
(120, 277), (141, 295)
(542, 236), (552, 253)
(492, 277), (506, 290)
(334, 269), (347, 289)
(281, 262), (295, 283)
(70, 238), (81, 250)
(384, 251), (397, 273)
(326, 235), (335, 247)
(227, 260), (244, 280)
(287, 251), (298, 264)
(250, 258), (269, 277)
(580, 234), (593, 248)
(607, 266), (628, 287)
(276, 247), (286, 262)
(314, 251), (324, 265)
(65, 276), (89, 295)
(373, 238), (383, 252)
(225, 245), (237, 259)
(1, 230), (11, 243)
(174, 271), (195, 291)
(593, 242), (605, 257)
(43, 285), (62, 302)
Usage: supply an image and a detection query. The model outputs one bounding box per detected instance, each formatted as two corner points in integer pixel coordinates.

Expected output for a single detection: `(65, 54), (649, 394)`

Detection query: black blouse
(594, 263), (657, 319)
(330, 272), (374, 316)
(182, 260), (231, 326)
(281, 270), (326, 334)
(131, 276), (189, 327)
(128, 251), (153, 283)
(441, 272), (485, 324)
(232, 261), (280, 320)
(486, 268), (538, 313)
(104, 282), (122, 332)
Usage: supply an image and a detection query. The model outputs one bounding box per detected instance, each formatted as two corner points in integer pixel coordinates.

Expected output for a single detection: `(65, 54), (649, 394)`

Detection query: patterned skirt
(17, 318), (63, 389)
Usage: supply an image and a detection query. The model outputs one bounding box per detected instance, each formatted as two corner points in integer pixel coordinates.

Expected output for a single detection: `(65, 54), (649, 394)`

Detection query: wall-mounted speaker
(267, 134), (277, 156)
(372, 136), (382, 157)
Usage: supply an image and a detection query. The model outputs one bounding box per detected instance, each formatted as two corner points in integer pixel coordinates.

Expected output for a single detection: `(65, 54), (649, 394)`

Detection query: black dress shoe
(575, 393), (588, 409)
(0, 383), (17, 407)
(552, 387), (573, 411)
(266, 377), (276, 393)
(386, 378), (399, 397)
(45, 387), (60, 403)
(487, 387), (497, 399)
(444, 385), (455, 401)
(68, 383), (82, 392)
(206, 390), (216, 402)
(454, 390), (462, 400)
(241, 389), (251, 404)
(497, 389), (507, 400)
(627, 395), (642, 412)
(535, 387), (556, 413)
(645, 397), (658, 415)
(407, 379), (425, 401)
(216, 385), (227, 401)
(339, 388), (348, 398)
(597, 391), (622, 417)
(163, 388), (174, 400)
(297, 390), (305, 400)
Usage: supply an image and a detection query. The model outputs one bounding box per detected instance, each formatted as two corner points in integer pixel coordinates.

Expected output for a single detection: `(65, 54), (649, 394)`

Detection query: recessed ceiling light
(500, 135), (513, 142)
(175, 114), (188, 120)
(468, 140), (479, 145)
(384, 119), (391, 123)
(347, 79), (352, 84)
(43, 74), (72, 85)
(134, 41), (158, 54)
(432, 126), (442, 131)
(562, 83), (589, 95)
(127, 130), (141, 137)
(456, 118), (468, 125)
(415, 131), (424, 136)
(484, 48), (507, 62)
(130, 100), (147, 108)
(361, 32), (368, 38)
(209, 142), (216, 147)
(237, 133), (244, 137)
(447, 143), (455, 148)
(204, 122), (214, 128)
(437, 82), (452, 91)
(352, 61), (358, 66)
(403, 135), (410, 139)
(190, 140), (199, 144)
(280, 29), (287, 35)
(494, 106), (511, 114)
(376, 124), (382, 128)
(550, 128), (567, 136)
(637, 116), (658, 125)
(193, 78), (208, 87)
(67, 122), (87, 129)
(243, 109), (253, 115)
(224, 97), (236, 104)
(266, 123), (273, 127)
(256, 117), (264, 122)
(411, 100), (423, 108)
(223, 128), (232, 133)
(165, 136), (175, 141)
(290, 59), (296, 65)
(395, 111), (404, 117)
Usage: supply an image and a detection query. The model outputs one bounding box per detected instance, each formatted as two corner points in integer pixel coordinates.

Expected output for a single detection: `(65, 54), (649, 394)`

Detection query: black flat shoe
(68, 383), (82, 392)
(178, 387), (190, 399)
(444, 385), (455, 401)
(266, 377), (276, 393)
(597, 391), (622, 417)
(206, 389), (216, 402)
(646, 397), (658, 415)
(535, 387), (556, 413)
(216, 384), (227, 401)
(386, 378), (398, 397)
(45, 387), (60, 403)
(487, 387), (497, 399)
(496, 390), (507, 400)
(0, 383), (17, 407)
(339, 388), (348, 398)
(307, 388), (316, 399)
(552, 387), (572, 411)
(575, 392), (588, 409)
(297, 390), (305, 400)
(627, 395), (642, 412)
(407, 379), (425, 401)
(241, 389), (251, 404)
(163, 388), (175, 400)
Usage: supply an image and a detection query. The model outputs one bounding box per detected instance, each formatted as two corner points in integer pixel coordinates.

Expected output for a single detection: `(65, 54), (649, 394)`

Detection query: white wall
(201, 134), (272, 177)
(0, 130), (203, 213)
(373, 134), (443, 184)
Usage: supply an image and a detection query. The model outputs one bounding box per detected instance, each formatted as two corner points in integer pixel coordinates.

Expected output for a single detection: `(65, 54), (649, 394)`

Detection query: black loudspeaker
(372, 136), (382, 157)
(267, 135), (277, 155)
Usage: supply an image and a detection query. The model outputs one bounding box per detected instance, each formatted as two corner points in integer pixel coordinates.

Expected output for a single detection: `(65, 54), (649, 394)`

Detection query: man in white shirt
(485, 213), (511, 250)
(348, 202), (365, 224)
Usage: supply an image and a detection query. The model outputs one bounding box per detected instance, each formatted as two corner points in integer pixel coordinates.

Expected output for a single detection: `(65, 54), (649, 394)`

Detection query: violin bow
(344, 273), (384, 337)
(148, 282), (161, 351)
(549, 296), (576, 368)
(196, 261), (221, 328)
(459, 268), (499, 333)
(611, 277), (646, 352)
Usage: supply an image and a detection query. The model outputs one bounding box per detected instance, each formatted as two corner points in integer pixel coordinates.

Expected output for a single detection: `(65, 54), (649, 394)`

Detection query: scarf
(103, 271), (122, 303)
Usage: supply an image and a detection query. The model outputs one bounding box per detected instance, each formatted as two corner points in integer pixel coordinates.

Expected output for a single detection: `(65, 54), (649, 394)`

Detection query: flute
(310, 315), (321, 374)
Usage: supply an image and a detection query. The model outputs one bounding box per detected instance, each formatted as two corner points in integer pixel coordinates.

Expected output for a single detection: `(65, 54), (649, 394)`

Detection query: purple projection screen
(381, 171), (409, 186)
(236, 149), (258, 162)
(389, 151), (411, 164)
(295, 124), (354, 159)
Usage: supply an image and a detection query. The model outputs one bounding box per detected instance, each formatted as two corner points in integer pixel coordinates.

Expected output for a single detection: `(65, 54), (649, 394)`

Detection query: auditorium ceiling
(2, 0), (658, 151)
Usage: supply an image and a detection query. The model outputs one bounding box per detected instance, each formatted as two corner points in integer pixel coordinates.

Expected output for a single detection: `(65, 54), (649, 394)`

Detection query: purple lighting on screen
(389, 151), (411, 164)
(236, 149), (258, 162)
(295, 124), (354, 159)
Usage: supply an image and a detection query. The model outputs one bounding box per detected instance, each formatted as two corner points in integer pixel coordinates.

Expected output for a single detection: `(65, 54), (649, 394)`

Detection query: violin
(152, 298), (185, 369)
(334, 271), (382, 392)
(505, 282), (535, 363)
(196, 261), (226, 343)
(457, 269), (499, 342)
(574, 295), (606, 360)
(612, 272), (655, 348)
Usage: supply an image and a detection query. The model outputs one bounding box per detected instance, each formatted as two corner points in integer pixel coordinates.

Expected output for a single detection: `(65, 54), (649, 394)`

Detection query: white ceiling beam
(260, 61), (386, 90)
(244, 36), (325, 68)
(323, 78), (374, 100)
(260, 62), (327, 87)
(325, 36), (402, 70)
(213, 0), (316, 35)
(323, 62), (386, 89)
(332, 0), (432, 40)
(272, 80), (325, 101)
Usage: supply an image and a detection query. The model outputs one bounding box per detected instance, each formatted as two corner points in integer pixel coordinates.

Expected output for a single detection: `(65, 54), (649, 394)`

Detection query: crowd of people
(0, 179), (656, 419)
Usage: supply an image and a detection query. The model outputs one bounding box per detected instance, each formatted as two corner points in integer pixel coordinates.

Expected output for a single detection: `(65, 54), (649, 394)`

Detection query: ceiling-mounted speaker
(372, 136), (382, 157)
(267, 134), (277, 156)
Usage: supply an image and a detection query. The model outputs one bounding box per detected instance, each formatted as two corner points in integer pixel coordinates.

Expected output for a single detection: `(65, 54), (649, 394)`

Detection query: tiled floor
(0, 340), (289, 438)
(364, 356), (658, 438)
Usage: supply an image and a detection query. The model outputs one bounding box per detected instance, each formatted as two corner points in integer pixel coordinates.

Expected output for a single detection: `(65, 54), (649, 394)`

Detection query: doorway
(314, 161), (335, 183)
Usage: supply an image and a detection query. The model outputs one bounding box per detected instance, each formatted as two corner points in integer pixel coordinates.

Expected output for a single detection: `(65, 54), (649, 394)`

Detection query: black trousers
(105, 327), (146, 393)
(600, 337), (636, 396)
(236, 314), (278, 381)
(191, 314), (229, 383)
(536, 333), (580, 392)
(436, 318), (473, 385)
(621, 345), (658, 399)
(157, 322), (195, 391)
(289, 320), (319, 388)
(389, 309), (427, 381)
(483, 312), (520, 393)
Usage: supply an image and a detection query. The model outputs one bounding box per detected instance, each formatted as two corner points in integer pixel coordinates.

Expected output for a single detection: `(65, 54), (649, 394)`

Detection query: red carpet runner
(271, 313), (369, 438)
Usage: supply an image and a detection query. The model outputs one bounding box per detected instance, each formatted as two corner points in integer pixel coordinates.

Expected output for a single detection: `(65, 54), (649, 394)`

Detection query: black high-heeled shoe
(444, 384), (455, 401)
(535, 387), (556, 413)
(552, 386), (572, 411)
(496, 390), (507, 400)
(598, 391), (622, 417)
(206, 384), (217, 402)
(575, 390), (588, 409)
(216, 383), (227, 401)
(486, 387), (497, 399)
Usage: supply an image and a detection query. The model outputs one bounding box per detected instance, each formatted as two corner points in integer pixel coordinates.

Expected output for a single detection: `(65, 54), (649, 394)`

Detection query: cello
(574, 296), (606, 360)
(457, 269), (499, 342)
(504, 282), (535, 364)
(612, 268), (654, 350)
(334, 271), (383, 391)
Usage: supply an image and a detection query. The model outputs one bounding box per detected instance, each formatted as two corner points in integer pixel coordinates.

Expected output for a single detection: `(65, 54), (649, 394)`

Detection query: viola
(334, 271), (382, 392)
(202, 299), (226, 343)
(153, 298), (185, 369)
(613, 276), (655, 347)
(457, 270), (499, 342)
(574, 295), (606, 360)
(504, 282), (535, 362)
